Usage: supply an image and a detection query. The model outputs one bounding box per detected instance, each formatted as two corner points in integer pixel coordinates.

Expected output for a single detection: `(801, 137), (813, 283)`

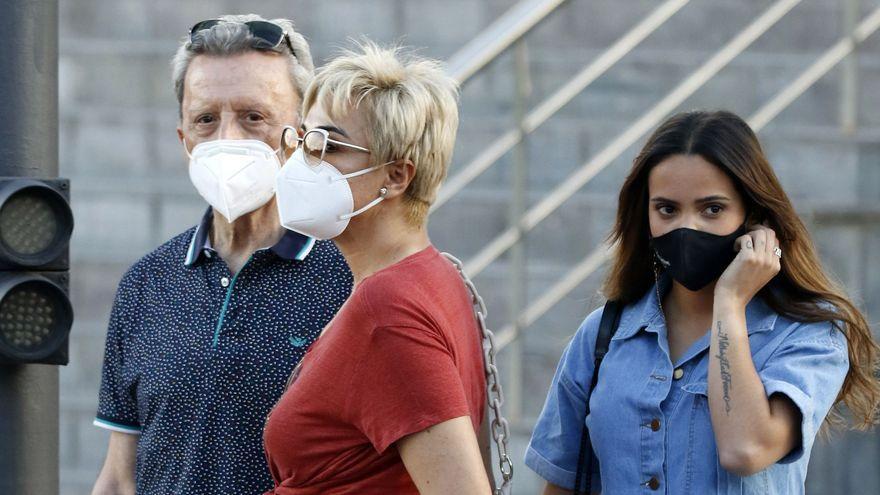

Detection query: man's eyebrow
(184, 101), (213, 114)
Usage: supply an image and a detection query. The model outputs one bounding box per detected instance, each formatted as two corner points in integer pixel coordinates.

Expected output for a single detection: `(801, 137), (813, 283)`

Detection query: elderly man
(90, 15), (352, 495)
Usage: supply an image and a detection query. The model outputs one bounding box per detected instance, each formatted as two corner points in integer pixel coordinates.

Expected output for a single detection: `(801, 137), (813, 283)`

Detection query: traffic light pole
(0, 0), (61, 493)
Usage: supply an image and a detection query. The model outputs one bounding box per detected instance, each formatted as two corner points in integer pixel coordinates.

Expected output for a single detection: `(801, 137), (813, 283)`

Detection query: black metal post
(0, 0), (61, 493)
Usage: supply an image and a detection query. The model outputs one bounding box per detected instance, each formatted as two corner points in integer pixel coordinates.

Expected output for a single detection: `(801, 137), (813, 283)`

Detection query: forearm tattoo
(715, 320), (733, 415)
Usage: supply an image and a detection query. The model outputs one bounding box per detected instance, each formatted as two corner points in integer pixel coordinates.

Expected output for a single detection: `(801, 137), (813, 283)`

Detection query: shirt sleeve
(759, 319), (849, 464)
(344, 324), (473, 454)
(524, 307), (603, 492)
(94, 271), (142, 434)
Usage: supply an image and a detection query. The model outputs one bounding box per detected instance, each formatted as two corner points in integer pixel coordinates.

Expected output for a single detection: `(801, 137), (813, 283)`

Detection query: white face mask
(186, 139), (281, 222)
(276, 148), (390, 240)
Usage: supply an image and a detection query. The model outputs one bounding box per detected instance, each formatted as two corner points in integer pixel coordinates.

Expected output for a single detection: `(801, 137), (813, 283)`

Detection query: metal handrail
(493, 5), (880, 351)
(447, 0), (569, 84)
(434, 0), (691, 211)
(750, 7), (880, 131)
(462, 0), (802, 277)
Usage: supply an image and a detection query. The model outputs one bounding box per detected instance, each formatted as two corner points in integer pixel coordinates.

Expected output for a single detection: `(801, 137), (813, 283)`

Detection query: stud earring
(379, 187), (388, 197)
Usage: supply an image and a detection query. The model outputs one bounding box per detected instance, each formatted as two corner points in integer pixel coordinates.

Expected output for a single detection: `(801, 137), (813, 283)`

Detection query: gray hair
(171, 14), (315, 117)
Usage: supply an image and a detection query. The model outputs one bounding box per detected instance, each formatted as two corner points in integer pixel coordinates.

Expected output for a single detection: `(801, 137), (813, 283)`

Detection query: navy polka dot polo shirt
(94, 209), (352, 495)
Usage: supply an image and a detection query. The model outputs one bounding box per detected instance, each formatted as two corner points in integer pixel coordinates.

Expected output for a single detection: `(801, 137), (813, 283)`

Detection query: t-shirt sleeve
(344, 324), (472, 454)
(94, 272), (142, 434)
(759, 319), (849, 464)
(524, 307), (603, 492)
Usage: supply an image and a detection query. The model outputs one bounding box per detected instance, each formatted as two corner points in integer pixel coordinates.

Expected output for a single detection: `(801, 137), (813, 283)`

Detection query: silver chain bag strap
(442, 252), (513, 495)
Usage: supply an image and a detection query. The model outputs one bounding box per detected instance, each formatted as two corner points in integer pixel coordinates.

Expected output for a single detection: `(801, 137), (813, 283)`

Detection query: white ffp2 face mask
(275, 148), (389, 240)
(186, 139), (281, 222)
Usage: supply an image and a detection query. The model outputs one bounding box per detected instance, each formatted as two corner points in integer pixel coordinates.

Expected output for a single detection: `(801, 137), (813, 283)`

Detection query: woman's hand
(714, 225), (781, 308)
(708, 224), (799, 475)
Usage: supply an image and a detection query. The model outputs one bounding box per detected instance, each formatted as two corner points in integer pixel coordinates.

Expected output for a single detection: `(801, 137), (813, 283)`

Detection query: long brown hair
(603, 110), (879, 429)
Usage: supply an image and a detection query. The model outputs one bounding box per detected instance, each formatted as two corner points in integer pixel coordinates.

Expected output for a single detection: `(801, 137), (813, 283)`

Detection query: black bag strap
(573, 300), (622, 495)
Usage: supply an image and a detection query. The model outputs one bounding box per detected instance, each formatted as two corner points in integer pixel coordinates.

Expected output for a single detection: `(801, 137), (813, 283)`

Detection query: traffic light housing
(0, 178), (74, 365)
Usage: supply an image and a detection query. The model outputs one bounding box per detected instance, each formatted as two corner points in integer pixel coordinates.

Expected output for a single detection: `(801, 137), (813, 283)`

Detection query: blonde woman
(263, 42), (491, 494)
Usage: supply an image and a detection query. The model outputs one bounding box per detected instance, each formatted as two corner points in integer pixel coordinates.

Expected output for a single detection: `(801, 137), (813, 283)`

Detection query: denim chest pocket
(681, 382), (772, 495)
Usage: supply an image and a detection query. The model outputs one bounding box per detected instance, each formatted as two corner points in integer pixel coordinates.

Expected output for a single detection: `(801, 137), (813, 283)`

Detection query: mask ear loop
(183, 138), (194, 159)
(335, 160), (396, 181)
(335, 159), (396, 220)
(339, 187), (388, 221)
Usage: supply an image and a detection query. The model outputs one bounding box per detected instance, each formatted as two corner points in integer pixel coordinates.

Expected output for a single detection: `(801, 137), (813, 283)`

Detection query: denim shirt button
(650, 418), (661, 431)
(673, 368), (684, 380)
(647, 477), (660, 490)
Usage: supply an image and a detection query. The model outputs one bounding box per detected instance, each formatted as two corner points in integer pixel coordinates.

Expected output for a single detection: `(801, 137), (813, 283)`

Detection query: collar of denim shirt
(611, 272), (779, 342)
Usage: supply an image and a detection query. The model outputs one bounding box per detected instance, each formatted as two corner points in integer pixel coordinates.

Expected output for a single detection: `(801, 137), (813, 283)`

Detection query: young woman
(262, 43), (491, 494)
(525, 110), (879, 494)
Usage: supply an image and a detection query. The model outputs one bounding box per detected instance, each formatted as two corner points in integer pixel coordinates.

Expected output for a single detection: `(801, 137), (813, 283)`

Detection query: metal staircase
(438, 2), (880, 491)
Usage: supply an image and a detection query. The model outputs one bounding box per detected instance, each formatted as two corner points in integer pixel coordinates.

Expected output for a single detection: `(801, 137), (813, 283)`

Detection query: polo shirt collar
(612, 273), (778, 341)
(184, 208), (316, 267)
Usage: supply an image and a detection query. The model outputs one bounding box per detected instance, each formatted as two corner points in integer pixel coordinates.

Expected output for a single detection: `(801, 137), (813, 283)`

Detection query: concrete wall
(59, 0), (880, 493)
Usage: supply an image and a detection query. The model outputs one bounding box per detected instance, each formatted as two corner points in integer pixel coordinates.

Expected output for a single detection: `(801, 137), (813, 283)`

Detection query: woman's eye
(704, 205), (724, 215)
(658, 205), (675, 216)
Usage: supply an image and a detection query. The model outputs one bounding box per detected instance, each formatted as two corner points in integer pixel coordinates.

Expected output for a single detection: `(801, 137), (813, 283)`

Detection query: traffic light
(0, 178), (74, 365)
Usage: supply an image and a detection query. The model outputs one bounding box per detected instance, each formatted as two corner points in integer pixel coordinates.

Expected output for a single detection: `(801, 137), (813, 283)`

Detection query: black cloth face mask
(650, 224), (747, 292)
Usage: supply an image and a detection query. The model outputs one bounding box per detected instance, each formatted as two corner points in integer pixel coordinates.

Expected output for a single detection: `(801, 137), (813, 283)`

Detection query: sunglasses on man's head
(189, 19), (297, 59)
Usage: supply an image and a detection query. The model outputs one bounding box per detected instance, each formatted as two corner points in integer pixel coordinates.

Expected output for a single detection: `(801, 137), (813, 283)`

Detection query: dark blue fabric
(95, 210), (352, 495)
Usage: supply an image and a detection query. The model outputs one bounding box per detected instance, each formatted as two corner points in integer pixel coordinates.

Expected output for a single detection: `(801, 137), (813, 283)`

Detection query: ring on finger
(774, 247), (782, 258)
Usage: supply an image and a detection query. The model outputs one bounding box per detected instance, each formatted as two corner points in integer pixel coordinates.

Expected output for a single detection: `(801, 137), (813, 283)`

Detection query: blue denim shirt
(525, 280), (848, 494)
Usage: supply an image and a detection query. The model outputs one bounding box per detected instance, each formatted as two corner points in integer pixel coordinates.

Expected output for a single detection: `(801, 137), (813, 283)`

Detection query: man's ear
(177, 127), (191, 161)
(382, 159), (415, 199)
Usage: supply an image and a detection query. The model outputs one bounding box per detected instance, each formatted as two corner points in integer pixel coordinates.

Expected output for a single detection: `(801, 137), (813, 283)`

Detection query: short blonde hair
(302, 41), (459, 226)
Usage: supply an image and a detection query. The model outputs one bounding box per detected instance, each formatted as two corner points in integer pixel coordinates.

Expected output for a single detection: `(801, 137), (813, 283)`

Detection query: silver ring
(774, 247), (782, 258)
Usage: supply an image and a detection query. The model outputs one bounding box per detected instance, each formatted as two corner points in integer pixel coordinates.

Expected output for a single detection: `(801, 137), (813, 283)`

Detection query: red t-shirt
(262, 246), (487, 494)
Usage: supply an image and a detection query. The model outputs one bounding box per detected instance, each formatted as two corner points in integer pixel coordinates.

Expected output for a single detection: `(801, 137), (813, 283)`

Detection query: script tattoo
(715, 320), (733, 415)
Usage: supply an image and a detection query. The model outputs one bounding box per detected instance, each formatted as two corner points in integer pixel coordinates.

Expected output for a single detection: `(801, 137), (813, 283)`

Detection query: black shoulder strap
(573, 300), (622, 495)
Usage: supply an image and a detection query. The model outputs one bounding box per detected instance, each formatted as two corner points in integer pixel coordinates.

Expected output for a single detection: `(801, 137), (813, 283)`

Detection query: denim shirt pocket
(681, 381), (772, 495)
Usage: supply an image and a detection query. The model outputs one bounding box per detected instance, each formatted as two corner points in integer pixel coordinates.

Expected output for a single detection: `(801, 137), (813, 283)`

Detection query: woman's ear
(382, 159), (416, 199)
